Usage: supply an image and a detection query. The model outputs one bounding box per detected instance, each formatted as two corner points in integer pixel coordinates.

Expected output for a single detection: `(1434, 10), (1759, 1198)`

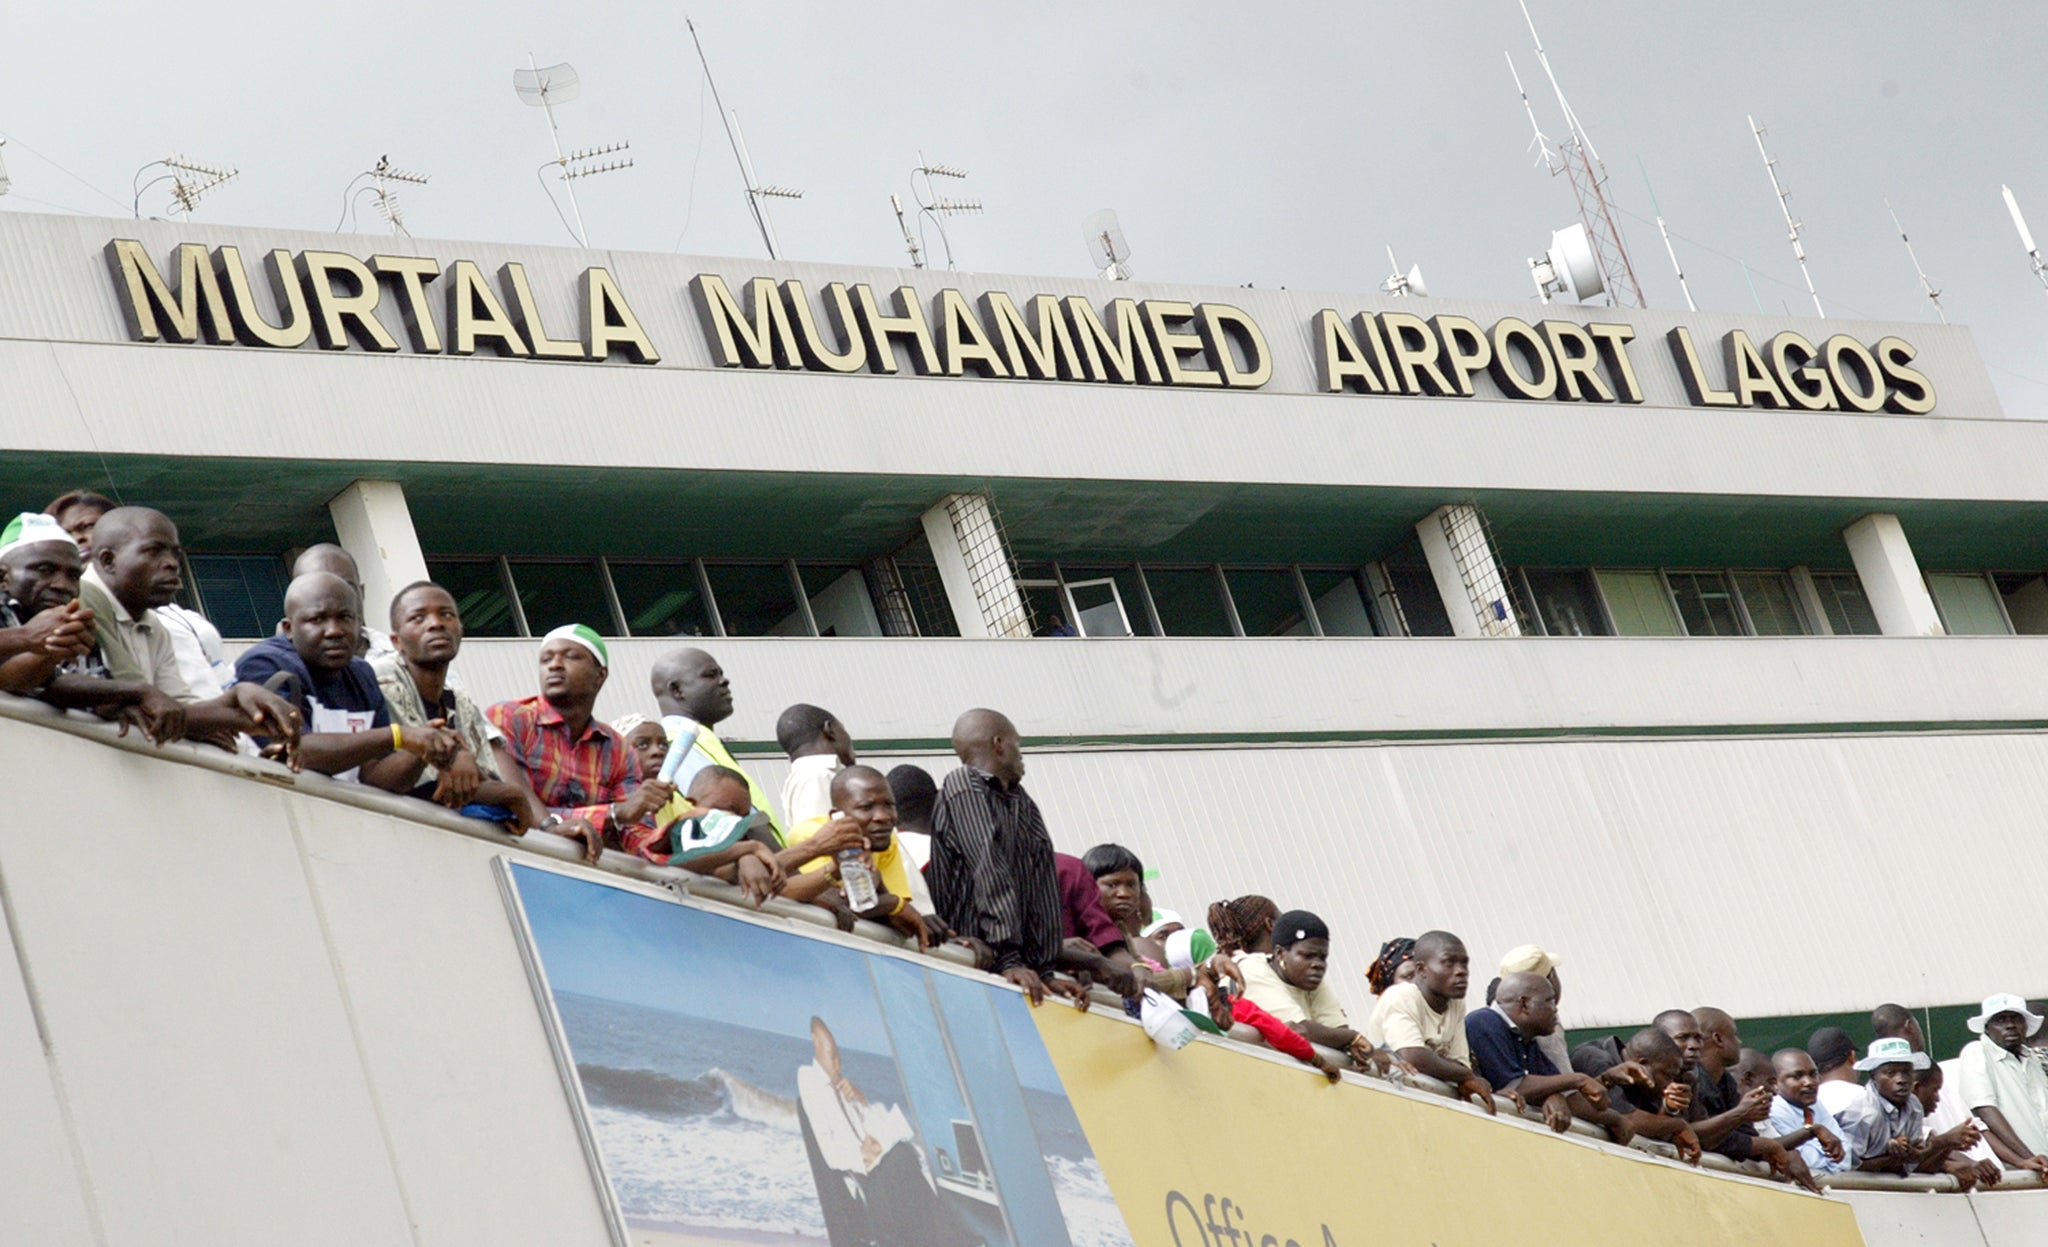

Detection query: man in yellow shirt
(648, 646), (784, 841)
(782, 765), (938, 948)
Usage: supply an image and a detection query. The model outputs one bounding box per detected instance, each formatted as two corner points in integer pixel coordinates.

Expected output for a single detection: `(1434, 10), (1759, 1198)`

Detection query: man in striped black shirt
(928, 708), (1086, 1007)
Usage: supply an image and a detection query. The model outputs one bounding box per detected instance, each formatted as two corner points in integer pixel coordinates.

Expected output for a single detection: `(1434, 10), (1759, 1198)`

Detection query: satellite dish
(514, 62), (581, 106)
(1528, 222), (1604, 302)
(1404, 265), (1428, 297)
(1084, 209), (1133, 280)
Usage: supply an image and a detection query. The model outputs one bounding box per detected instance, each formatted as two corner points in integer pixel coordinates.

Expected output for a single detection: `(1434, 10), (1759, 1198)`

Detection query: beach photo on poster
(507, 863), (1135, 1247)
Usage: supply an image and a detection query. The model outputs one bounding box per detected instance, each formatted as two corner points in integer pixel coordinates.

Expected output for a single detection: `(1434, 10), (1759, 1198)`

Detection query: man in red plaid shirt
(487, 624), (674, 861)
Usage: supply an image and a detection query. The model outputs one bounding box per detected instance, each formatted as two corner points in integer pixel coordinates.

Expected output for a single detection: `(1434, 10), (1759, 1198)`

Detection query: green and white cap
(542, 623), (609, 668)
(0, 512), (77, 562)
(1854, 1036), (1930, 1071)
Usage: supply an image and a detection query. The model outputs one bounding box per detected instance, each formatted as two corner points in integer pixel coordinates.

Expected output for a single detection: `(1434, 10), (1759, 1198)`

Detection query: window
(187, 553), (289, 638)
(508, 560), (613, 636)
(1666, 571), (1743, 637)
(703, 562), (806, 636)
(1994, 572), (2048, 635)
(1226, 568), (1309, 636)
(1520, 568), (1607, 637)
(1927, 572), (2012, 636)
(1299, 567), (1377, 637)
(1059, 565), (1153, 637)
(609, 561), (716, 638)
(1809, 572), (1881, 636)
(895, 556), (958, 637)
(1143, 567), (1235, 637)
(1383, 555), (1454, 637)
(426, 559), (519, 637)
(1732, 571), (1807, 636)
(799, 563), (882, 637)
(1595, 570), (1681, 636)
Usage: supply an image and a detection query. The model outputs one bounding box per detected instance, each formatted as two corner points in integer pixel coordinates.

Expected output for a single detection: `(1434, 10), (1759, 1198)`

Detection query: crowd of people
(4, 495), (2046, 1195)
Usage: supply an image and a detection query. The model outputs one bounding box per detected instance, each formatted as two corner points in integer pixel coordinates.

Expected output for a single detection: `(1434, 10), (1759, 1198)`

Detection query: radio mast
(1509, 2), (1643, 309)
(1748, 116), (1822, 318)
(1637, 159), (1695, 312)
(1883, 198), (1945, 324)
(687, 18), (801, 261)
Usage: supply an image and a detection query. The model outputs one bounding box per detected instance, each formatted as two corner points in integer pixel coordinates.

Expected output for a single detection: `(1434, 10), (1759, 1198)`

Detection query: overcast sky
(9, 2), (2047, 416)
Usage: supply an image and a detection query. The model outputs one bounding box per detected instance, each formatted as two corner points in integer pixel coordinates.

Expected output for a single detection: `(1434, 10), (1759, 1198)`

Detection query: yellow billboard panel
(1033, 1006), (1865, 1247)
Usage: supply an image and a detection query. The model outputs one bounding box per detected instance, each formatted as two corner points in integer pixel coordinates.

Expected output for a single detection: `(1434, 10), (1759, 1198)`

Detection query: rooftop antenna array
(1507, 3), (1643, 308)
(337, 155), (430, 235)
(891, 154), (981, 270)
(1883, 197), (1946, 324)
(1638, 158), (1695, 312)
(514, 58), (633, 247)
(1085, 209), (1132, 281)
(1748, 116), (1823, 318)
(131, 155), (239, 219)
(1381, 246), (1427, 297)
(2001, 185), (2048, 296)
(687, 18), (801, 261)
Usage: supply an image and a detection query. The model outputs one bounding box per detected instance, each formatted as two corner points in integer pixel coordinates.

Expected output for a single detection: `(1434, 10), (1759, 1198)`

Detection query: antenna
(1084, 209), (1132, 280)
(1748, 116), (1822, 318)
(1637, 158), (1696, 313)
(1381, 246), (1427, 298)
(132, 155), (240, 219)
(1511, 2), (1644, 308)
(2002, 185), (2048, 296)
(890, 194), (924, 269)
(897, 153), (981, 270)
(687, 19), (800, 260)
(1529, 222), (1604, 303)
(1883, 197), (1946, 324)
(337, 155), (430, 235)
(515, 58), (633, 247)
(0, 139), (9, 198)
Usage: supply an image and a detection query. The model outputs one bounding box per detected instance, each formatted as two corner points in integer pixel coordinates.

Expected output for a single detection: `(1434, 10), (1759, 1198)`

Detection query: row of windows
(176, 551), (2048, 642)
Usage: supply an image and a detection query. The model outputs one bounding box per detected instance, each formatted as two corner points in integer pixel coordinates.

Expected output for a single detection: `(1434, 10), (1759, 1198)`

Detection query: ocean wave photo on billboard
(504, 862), (1135, 1247)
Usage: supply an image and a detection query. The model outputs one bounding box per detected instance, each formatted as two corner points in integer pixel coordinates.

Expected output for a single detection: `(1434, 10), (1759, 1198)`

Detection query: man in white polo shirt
(1955, 993), (2048, 1179)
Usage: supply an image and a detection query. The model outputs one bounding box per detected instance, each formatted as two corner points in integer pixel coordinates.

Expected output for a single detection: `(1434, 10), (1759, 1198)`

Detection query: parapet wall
(0, 698), (2028, 1247)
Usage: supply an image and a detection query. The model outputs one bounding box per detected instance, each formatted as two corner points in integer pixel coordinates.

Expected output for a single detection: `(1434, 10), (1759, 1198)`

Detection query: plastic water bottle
(838, 848), (879, 911)
(657, 716), (703, 786)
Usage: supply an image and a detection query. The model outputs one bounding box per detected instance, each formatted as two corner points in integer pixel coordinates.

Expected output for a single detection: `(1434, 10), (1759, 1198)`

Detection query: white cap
(1854, 1036), (1931, 1072)
(0, 512), (76, 562)
(1139, 989), (1196, 1052)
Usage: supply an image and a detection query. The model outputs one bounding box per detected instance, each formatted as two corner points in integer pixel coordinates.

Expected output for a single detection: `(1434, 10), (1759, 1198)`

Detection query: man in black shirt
(1692, 1006), (1818, 1191)
(928, 708), (1085, 1008)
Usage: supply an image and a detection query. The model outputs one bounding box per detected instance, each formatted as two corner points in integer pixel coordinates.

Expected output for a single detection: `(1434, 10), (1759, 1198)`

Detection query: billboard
(500, 861), (1134, 1247)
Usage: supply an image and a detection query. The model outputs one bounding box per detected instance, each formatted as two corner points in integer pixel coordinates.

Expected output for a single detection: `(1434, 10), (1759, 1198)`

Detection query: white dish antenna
(514, 63), (581, 106)
(1382, 245), (1427, 298)
(1529, 222), (1603, 302)
(1085, 209), (1133, 280)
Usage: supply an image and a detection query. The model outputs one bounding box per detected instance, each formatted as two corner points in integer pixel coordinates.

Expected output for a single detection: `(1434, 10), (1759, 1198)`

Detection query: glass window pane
(704, 562), (806, 636)
(509, 560), (612, 636)
(1995, 573), (2048, 635)
(1226, 568), (1308, 636)
(427, 559), (519, 637)
(1384, 558), (1454, 637)
(1058, 566), (1154, 636)
(1595, 570), (1681, 636)
(609, 562), (715, 638)
(1522, 568), (1608, 637)
(1928, 572), (2012, 635)
(1143, 567), (1234, 637)
(1667, 571), (1743, 637)
(1298, 567), (1377, 637)
(800, 563), (880, 637)
(895, 558), (959, 637)
(1733, 571), (1807, 636)
(188, 553), (290, 639)
(1812, 572), (1881, 636)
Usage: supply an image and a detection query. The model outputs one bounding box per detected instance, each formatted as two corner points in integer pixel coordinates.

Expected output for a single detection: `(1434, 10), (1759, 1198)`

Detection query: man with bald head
(650, 646), (781, 841)
(235, 572), (459, 789)
(1764, 1048), (1851, 1174)
(777, 765), (942, 948)
(292, 543), (395, 662)
(1688, 1006), (1814, 1187)
(1467, 971), (1627, 1136)
(928, 708), (1080, 1007)
(76, 506), (300, 756)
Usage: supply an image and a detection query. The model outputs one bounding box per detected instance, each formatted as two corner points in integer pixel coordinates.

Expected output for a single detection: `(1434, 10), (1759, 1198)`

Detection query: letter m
(104, 240), (230, 344)
(690, 273), (798, 368)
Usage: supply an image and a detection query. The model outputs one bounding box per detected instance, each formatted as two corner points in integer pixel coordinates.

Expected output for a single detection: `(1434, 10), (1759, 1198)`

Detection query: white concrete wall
(438, 634), (2048, 746)
(1843, 1187), (2048, 1247)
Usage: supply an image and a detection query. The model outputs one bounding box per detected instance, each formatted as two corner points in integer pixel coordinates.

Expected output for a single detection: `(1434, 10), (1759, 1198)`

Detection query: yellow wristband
(391, 724), (403, 751)
(889, 895), (908, 917)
